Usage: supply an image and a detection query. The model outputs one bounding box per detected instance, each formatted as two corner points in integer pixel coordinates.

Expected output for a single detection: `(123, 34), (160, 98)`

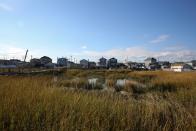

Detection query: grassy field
(0, 70), (196, 131)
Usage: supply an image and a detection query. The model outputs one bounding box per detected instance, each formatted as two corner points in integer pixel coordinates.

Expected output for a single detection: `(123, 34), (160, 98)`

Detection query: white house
(144, 57), (157, 69)
(171, 63), (192, 72)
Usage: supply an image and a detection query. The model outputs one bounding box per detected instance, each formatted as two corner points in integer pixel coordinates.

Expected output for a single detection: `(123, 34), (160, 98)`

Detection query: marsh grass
(149, 72), (196, 92)
(106, 79), (116, 90)
(123, 80), (147, 94)
(0, 70), (196, 130)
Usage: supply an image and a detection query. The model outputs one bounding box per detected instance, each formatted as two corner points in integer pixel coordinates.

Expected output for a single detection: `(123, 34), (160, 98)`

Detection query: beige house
(171, 63), (192, 72)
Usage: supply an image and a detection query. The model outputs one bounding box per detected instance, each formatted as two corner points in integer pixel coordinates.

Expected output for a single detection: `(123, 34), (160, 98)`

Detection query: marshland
(0, 69), (196, 131)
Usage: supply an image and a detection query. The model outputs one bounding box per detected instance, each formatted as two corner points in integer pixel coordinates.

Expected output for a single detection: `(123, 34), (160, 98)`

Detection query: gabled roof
(40, 56), (52, 60)
(89, 61), (96, 64)
(109, 57), (117, 60)
(191, 60), (196, 63)
(58, 57), (68, 60)
(171, 63), (187, 66)
(80, 59), (88, 62)
(144, 57), (156, 61)
(100, 57), (107, 60)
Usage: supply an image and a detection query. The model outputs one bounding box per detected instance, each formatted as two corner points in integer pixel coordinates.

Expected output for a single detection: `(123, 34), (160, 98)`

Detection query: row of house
(30, 56), (53, 67)
(0, 56), (54, 68)
(143, 57), (195, 72)
(76, 57), (126, 69)
(0, 59), (21, 68)
(57, 57), (195, 72)
(57, 57), (116, 69)
(1, 56), (196, 72)
(57, 57), (128, 69)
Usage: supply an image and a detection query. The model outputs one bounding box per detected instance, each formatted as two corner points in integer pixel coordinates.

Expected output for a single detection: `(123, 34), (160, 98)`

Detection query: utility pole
(24, 49), (28, 62)
(70, 56), (72, 62)
(88, 59), (89, 69)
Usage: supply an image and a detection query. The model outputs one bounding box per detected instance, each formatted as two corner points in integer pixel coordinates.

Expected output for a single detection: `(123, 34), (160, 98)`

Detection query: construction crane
(24, 49), (28, 62)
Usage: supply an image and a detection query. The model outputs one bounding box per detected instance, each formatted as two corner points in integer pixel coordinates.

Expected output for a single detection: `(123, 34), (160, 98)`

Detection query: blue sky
(0, 0), (196, 62)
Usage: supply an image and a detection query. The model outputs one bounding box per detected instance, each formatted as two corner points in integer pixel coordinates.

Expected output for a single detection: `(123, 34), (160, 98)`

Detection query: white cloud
(0, 3), (13, 12)
(74, 46), (196, 62)
(81, 45), (87, 49)
(82, 47), (152, 58)
(0, 43), (195, 63)
(0, 44), (26, 60)
(150, 34), (170, 44)
(0, 44), (41, 61)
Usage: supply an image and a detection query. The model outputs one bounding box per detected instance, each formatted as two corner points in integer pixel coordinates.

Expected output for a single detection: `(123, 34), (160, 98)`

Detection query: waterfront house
(144, 57), (157, 69)
(80, 59), (89, 68)
(107, 58), (118, 69)
(171, 63), (192, 72)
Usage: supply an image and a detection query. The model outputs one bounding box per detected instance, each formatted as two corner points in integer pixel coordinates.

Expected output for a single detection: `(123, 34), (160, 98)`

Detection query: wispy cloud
(74, 46), (196, 62)
(81, 45), (87, 49)
(0, 44), (26, 60)
(0, 3), (13, 12)
(0, 44), (41, 61)
(150, 34), (170, 44)
(82, 47), (152, 58)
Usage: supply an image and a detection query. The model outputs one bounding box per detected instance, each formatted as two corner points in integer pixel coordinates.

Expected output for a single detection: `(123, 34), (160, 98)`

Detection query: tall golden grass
(0, 70), (196, 130)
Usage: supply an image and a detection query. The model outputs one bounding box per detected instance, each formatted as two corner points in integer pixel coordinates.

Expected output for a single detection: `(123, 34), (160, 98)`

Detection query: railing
(0, 67), (67, 76)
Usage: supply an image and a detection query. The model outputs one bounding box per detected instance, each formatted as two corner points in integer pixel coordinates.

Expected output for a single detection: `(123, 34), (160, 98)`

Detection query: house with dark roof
(144, 57), (157, 69)
(57, 58), (68, 67)
(80, 59), (89, 68)
(89, 62), (96, 69)
(117, 63), (128, 69)
(0, 59), (21, 68)
(126, 61), (146, 70)
(98, 57), (107, 68)
(107, 58), (118, 69)
(40, 56), (52, 66)
(158, 61), (171, 69)
(30, 58), (41, 67)
(186, 60), (196, 70)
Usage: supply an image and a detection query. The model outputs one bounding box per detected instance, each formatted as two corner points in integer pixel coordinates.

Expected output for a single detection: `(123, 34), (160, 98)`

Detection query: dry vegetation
(0, 70), (196, 131)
